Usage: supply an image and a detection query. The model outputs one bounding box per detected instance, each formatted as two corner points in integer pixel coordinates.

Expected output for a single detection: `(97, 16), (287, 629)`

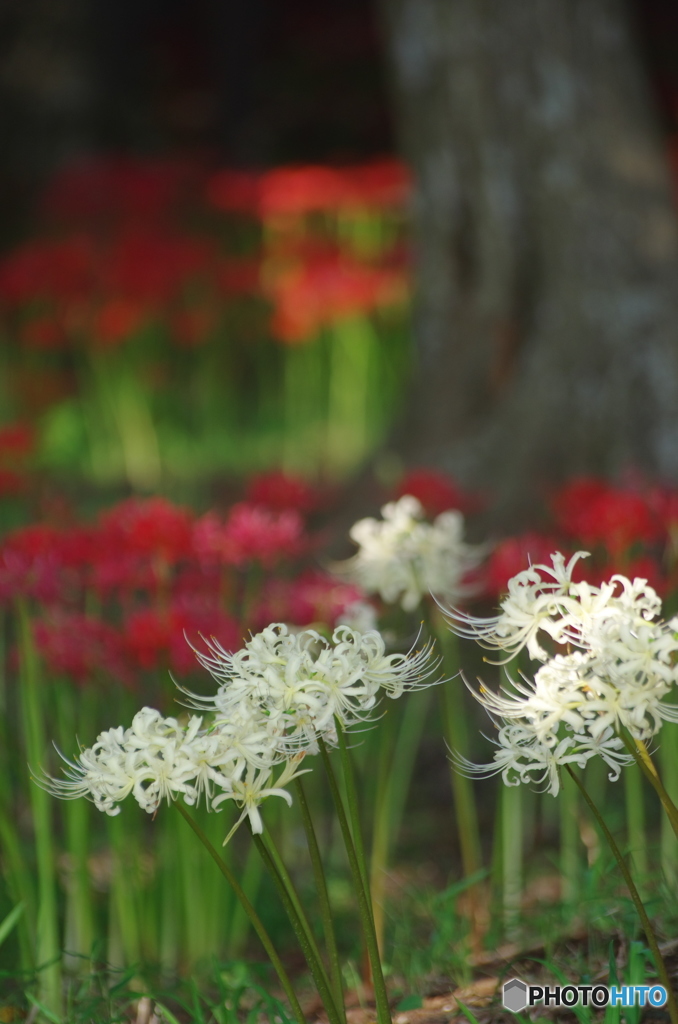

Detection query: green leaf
(0, 901), (24, 948)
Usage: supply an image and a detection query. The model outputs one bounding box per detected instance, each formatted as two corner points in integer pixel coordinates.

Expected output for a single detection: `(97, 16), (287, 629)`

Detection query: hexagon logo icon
(503, 978), (528, 1012)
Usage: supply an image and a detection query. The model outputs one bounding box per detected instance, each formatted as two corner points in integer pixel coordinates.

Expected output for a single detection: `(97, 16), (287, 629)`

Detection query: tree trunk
(377, 0), (678, 528)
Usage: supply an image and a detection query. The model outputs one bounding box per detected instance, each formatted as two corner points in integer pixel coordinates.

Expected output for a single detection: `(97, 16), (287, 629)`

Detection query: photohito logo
(502, 978), (668, 1012)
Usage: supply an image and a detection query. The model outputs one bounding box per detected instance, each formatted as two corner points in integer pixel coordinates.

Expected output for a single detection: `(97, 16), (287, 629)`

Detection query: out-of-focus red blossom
(574, 555), (666, 595)
(124, 599), (240, 675)
(551, 478), (660, 557)
(0, 525), (66, 603)
(99, 498), (193, 566)
(170, 307), (217, 347)
(218, 259), (261, 295)
(33, 611), (131, 686)
(246, 471), (319, 514)
(20, 317), (67, 350)
(207, 160), (411, 217)
(93, 298), (146, 346)
(0, 469), (24, 496)
(256, 572), (364, 630)
(192, 504), (305, 569)
(395, 469), (480, 518)
(41, 157), (203, 225)
(0, 236), (94, 306)
(486, 533), (566, 598)
(266, 254), (406, 343)
(0, 424), (34, 479)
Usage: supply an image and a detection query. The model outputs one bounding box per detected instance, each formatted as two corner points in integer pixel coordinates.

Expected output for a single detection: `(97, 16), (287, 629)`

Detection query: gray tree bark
(377, 0), (678, 528)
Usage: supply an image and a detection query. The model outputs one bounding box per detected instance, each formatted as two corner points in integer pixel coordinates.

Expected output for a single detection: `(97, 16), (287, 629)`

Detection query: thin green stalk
(319, 736), (392, 1024)
(624, 764), (648, 885)
(565, 766), (678, 1024)
(18, 600), (62, 1015)
(502, 785), (522, 934)
(435, 627), (483, 879)
(294, 778), (345, 1022)
(228, 838), (264, 954)
(559, 768), (579, 905)
(621, 733), (678, 840)
(107, 813), (140, 967)
(252, 833), (343, 1024)
(159, 811), (179, 973)
(260, 830), (329, 983)
(660, 724), (678, 890)
(58, 683), (94, 969)
(336, 727), (371, 898)
(174, 802), (307, 1024)
(370, 692), (432, 956)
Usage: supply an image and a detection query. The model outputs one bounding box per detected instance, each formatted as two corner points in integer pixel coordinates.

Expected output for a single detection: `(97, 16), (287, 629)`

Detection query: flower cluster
(43, 622), (436, 839)
(189, 622), (436, 754)
(448, 552), (678, 795)
(337, 494), (484, 612)
(0, 487), (374, 684)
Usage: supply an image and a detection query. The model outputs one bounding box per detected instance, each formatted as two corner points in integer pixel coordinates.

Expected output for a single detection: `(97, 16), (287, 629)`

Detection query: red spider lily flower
(0, 236), (94, 307)
(255, 572), (366, 630)
(33, 610), (132, 686)
(20, 317), (68, 351)
(100, 230), (216, 308)
(205, 169), (260, 215)
(0, 469), (24, 496)
(168, 595), (241, 674)
(123, 607), (171, 671)
(124, 599), (240, 674)
(93, 298), (147, 346)
(192, 504), (305, 569)
(551, 478), (660, 557)
(266, 254), (407, 343)
(486, 533), (566, 598)
(0, 423), (35, 461)
(245, 471), (320, 514)
(395, 469), (480, 518)
(0, 525), (66, 603)
(99, 498), (194, 567)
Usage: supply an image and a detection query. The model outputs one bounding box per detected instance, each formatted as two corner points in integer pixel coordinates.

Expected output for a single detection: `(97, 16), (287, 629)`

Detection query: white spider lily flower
(38, 724), (135, 815)
(185, 622), (438, 753)
(39, 710), (204, 815)
(452, 555), (678, 794)
(453, 722), (589, 797)
(445, 551), (589, 662)
(335, 495), (484, 612)
(212, 755), (310, 844)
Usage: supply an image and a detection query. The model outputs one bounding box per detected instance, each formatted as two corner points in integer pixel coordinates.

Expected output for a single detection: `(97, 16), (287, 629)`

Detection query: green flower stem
(228, 836), (264, 953)
(17, 600), (62, 1016)
(370, 691), (432, 956)
(436, 628), (483, 878)
(565, 766), (678, 1024)
(660, 725), (678, 890)
(174, 802), (307, 1024)
(319, 736), (392, 1024)
(559, 767), (579, 905)
(107, 813), (140, 967)
(293, 778), (346, 1022)
(621, 733), (678, 840)
(336, 726), (371, 899)
(260, 830), (330, 983)
(502, 784), (522, 934)
(252, 833), (343, 1024)
(624, 764), (648, 885)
